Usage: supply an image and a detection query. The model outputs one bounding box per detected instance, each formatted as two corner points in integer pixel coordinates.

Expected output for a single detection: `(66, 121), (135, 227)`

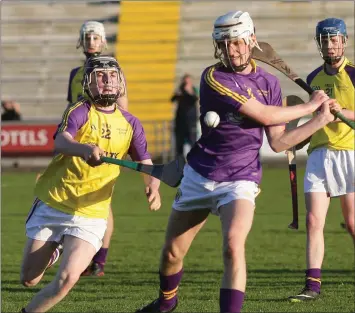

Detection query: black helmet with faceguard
(83, 55), (126, 107)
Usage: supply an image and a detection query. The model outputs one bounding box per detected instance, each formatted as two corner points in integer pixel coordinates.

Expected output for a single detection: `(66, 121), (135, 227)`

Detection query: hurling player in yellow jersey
(68, 20), (128, 110)
(68, 21), (128, 277)
(20, 56), (161, 313)
(289, 18), (355, 302)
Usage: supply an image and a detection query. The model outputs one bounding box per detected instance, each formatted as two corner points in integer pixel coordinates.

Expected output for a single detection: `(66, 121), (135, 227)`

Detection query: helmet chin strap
(93, 95), (117, 107)
(84, 51), (101, 59)
(323, 56), (342, 65)
(87, 77), (119, 107)
(225, 42), (252, 72)
(323, 53), (344, 65)
(227, 54), (252, 72)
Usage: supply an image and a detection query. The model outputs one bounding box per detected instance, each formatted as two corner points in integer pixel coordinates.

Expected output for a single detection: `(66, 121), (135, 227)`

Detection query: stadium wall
(1, 1), (353, 166)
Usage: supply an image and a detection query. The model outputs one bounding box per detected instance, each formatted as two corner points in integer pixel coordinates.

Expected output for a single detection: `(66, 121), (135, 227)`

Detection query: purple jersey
(187, 61), (282, 184)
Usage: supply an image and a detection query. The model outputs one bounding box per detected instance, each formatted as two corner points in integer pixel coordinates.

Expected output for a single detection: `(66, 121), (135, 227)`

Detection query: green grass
(2, 168), (354, 312)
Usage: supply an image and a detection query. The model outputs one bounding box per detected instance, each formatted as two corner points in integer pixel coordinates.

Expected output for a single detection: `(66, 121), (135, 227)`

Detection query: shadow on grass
(247, 297), (289, 302)
(1, 286), (41, 293)
(266, 229), (351, 235)
(247, 268), (354, 274)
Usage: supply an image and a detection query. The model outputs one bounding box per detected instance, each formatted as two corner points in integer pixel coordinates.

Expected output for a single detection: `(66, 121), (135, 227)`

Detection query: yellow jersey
(67, 66), (85, 104)
(35, 100), (150, 219)
(307, 57), (355, 154)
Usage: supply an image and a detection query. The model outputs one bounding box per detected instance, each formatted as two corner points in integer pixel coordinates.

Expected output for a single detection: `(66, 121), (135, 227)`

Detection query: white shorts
(26, 199), (107, 252)
(304, 148), (355, 197)
(173, 164), (260, 215)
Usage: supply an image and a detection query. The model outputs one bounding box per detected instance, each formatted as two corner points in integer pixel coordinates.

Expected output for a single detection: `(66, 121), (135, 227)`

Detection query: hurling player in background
(136, 11), (335, 313)
(68, 20), (128, 110)
(70, 21), (128, 276)
(289, 18), (354, 303)
(20, 55), (160, 313)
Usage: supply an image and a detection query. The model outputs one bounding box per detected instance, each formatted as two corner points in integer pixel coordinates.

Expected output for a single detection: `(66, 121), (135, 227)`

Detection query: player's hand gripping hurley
(252, 42), (355, 130)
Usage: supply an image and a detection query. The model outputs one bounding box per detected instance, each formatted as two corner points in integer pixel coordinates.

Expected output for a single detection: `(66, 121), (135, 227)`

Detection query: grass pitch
(2, 167), (354, 312)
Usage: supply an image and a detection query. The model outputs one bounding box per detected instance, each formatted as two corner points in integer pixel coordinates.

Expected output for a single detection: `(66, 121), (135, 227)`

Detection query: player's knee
(306, 212), (324, 231)
(21, 279), (39, 288)
(162, 244), (184, 265)
(20, 269), (43, 287)
(344, 221), (355, 238)
(54, 271), (80, 295)
(222, 239), (244, 262)
(20, 275), (40, 288)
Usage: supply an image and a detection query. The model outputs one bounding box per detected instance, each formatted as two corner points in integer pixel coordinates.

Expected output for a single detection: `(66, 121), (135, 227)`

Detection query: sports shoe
(81, 261), (105, 277)
(289, 287), (320, 302)
(135, 298), (178, 313)
(47, 245), (63, 269)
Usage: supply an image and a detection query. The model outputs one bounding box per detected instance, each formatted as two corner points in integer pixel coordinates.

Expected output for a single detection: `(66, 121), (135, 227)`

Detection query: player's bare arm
(239, 90), (329, 126)
(265, 99), (335, 152)
(338, 108), (355, 120)
(54, 131), (103, 166)
(329, 100), (355, 121)
(295, 136), (311, 150)
(138, 159), (161, 211)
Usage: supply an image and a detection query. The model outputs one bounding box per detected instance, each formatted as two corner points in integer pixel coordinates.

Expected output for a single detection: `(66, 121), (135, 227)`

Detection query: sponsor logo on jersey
(226, 112), (244, 125)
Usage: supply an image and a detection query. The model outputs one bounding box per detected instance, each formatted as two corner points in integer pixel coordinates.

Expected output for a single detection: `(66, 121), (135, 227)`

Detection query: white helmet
(76, 21), (107, 56)
(213, 11), (255, 44)
(212, 11), (261, 71)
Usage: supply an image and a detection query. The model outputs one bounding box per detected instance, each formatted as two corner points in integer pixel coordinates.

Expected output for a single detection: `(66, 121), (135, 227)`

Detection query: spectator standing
(171, 74), (199, 157)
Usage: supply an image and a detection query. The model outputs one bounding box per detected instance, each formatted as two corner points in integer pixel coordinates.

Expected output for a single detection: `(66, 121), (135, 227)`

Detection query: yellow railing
(116, 1), (181, 155)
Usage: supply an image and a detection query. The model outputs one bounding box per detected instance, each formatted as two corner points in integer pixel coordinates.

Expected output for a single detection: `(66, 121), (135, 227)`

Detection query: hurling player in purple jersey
(136, 11), (335, 313)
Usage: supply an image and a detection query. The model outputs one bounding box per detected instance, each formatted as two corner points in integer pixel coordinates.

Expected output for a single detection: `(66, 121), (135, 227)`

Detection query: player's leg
(289, 194), (329, 303)
(305, 193), (330, 269)
(289, 192), (329, 303)
(21, 199), (63, 286)
(22, 235), (96, 312)
(136, 209), (209, 313)
(22, 207), (106, 312)
(289, 149), (330, 302)
(218, 181), (259, 313)
(339, 149), (355, 244)
(340, 192), (355, 246)
(136, 164), (211, 313)
(20, 239), (59, 287)
(305, 192), (330, 284)
(82, 204), (114, 276)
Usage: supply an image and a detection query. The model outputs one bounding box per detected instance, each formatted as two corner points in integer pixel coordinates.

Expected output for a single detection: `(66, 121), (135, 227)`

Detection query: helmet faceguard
(315, 18), (348, 65)
(83, 55), (126, 107)
(77, 21), (107, 58)
(212, 11), (261, 72)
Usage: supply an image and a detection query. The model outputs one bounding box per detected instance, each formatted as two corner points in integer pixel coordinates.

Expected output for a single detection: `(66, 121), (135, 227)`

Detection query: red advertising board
(1, 123), (58, 156)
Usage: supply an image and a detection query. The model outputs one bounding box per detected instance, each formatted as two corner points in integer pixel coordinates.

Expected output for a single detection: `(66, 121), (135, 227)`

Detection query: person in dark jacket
(171, 74), (199, 157)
